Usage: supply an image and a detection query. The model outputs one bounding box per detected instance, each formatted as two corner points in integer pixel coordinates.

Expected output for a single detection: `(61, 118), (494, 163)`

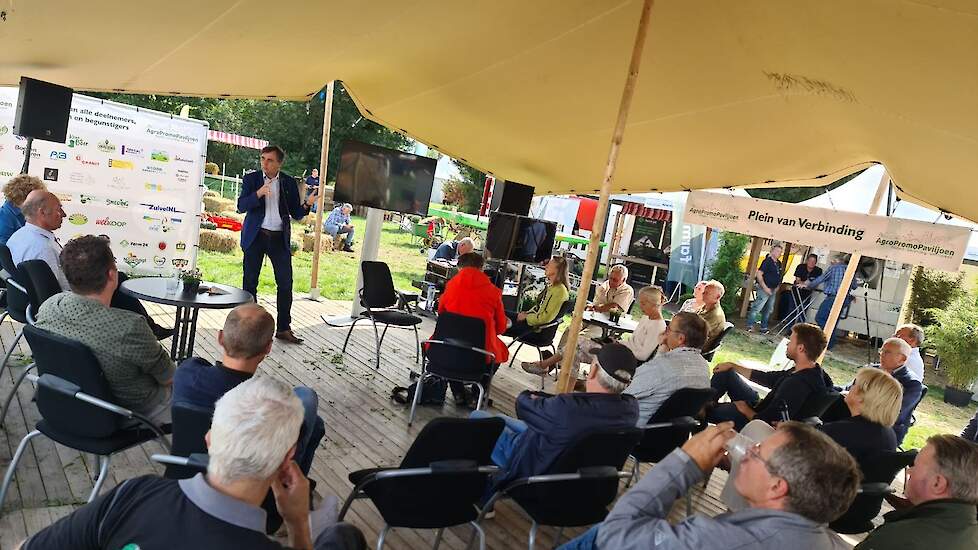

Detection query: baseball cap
(588, 342), (637, 384)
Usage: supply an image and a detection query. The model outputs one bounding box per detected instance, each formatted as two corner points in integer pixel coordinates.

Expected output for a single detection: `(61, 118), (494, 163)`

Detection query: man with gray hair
(844, 336), (923, 445)
(323, 202), (355, 252)
(174, 303), (326, 476)
(15, 376), (365, 550)
(894, 323), (926, 382)
(432, 235), (475, 261)
(856, 434), (978, 549)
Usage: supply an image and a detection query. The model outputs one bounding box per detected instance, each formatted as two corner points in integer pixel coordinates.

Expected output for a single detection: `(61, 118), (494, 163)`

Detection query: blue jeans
(293, 387), (326, 476)
(470, 410), (527, 468)
(707, 370), (760, 430)
(557, 524), (599, 550)
(324, 222), (355, 246)
(746, 289), (776, 330)
(815, 294), (848, 349)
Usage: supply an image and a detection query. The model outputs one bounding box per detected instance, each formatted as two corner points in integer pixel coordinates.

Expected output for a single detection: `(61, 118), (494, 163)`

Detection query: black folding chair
(702, 322), (735, 362)
(411, 313), (496, 425)
(19, 259), (64, 315)
(506, 300), (572, 369)
(340, 417), (505, 550)
(475, 427), (642, 549)
(0, 278), (35, 427)
(0, 326), (170, 510)
(337, 261), (422, 370)
(829, 450), (918, 534)
(795, 389), (844, 423)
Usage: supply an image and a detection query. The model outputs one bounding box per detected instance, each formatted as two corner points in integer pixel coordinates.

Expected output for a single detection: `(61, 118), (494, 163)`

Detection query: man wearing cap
(324, 202), (355, 253)
(472, 343), (639, 489)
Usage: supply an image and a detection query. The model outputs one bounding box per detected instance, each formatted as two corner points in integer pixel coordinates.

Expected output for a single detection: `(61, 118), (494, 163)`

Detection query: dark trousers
(112, 273), (162, 331)
(707, 370), (761, 430)
(503, 310), (532, 337)
(242, 230), (293, 332)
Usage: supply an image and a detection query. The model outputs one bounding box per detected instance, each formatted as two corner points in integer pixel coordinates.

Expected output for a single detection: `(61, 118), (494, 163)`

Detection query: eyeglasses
(745, 442), (774, 473)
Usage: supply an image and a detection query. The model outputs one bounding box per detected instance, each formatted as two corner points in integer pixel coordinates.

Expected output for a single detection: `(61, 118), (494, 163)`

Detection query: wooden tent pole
(817, 170), (890, 363)
(609, 209), (624, 261)
(309, 81), (335, 299)
(556, 0), (656, 394)
(739, 237), (764, 318)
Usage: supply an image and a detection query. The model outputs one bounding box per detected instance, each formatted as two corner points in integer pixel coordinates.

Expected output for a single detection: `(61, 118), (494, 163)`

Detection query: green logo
(150, 150), (169, 162)
(0, 125), (8, 136)
(121, 544), (141, 550)
(68, 213), (88, 225)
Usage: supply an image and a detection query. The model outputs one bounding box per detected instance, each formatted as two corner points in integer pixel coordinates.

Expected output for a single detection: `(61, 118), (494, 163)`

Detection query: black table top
(120, 278), (253, 309)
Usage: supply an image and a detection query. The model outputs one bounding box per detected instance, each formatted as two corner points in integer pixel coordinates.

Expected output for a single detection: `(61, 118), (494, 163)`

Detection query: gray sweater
(596, 449), (850, 550)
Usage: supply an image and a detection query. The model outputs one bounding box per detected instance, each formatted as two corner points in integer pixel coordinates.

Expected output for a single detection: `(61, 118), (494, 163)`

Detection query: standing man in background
(238, 146), (317, 345)
(746, 243), (783, 333)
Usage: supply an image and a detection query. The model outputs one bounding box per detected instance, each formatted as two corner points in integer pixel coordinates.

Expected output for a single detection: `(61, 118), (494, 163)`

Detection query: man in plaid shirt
(324, 203), (355, 252)
(802, 253), (858, 348)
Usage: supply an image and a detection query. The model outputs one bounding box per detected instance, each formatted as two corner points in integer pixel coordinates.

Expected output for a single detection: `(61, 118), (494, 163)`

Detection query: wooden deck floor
(0, 296), (874, 549)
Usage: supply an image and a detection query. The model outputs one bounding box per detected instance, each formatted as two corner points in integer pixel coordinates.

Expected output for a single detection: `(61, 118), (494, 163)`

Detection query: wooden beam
(609, 209), (624, 261)
(739, 236), (764, 318)
(817, 170), (890, 361)
(309, 81), (335, 298)
(555, 0), (656, 394)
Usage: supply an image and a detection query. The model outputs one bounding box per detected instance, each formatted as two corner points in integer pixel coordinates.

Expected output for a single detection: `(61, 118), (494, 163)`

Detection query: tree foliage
(745, 170), (863, 204)
(447, 159), (486, 214)
(926, 291), (978, 389)
(906, 266), (964, 328)
(709, 232), (751, 315)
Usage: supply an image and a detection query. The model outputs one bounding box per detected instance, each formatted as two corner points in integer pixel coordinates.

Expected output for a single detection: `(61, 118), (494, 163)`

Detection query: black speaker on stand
(13, 76), (74, 173)
(489, 180), (534, 216)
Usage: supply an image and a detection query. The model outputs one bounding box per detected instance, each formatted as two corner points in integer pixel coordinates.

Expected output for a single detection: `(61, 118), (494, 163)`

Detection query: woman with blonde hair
(821, 367), (903, 466)
(0, 174), (46, 245)
(505, 256), (570, 338)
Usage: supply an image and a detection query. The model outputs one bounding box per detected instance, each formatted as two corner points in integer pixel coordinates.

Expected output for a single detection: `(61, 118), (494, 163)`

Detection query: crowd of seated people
(821, 367), (903, 467)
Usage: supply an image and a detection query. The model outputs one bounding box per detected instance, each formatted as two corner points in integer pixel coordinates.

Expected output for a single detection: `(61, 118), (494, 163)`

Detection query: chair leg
(341, 317), (362, 353)
(528, 521), (539, 550)
(379, 324), (390, 348)
(554, 526), (565, 546)
(413, 325), (420, 364)
(89, 455), (112, 502)
(338, 486), (361, 521)
(377, 525), (390, 550)
(508, 342), (525, 368)
(468, 521), (486, 550)
(408, 372), (426, 426)
(0, 327), (24, 381)
(0, 362), (35, 426)
(371, 319), (382, 370)
(432, 527), (445, 550)
(0, 429), (42, 511)
(0, 310), (8, 325)
(473, 383), (486, 412)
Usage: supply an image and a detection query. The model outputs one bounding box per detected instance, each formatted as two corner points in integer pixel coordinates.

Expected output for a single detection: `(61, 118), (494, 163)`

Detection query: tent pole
(817, 170), (890, 362)
(609, 209), (624, 261)
(309, 81), (335, 300)
(556, 0), (656, 394)
(739, 237), (764, 318)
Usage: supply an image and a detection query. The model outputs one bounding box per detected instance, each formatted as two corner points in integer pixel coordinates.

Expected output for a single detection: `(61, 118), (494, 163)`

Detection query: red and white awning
(620, 202), (672, 222)
(207, 130), (269, 150)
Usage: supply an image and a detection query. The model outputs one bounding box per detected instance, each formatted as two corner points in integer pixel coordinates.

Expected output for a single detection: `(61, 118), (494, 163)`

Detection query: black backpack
(391, 375), (448, 406)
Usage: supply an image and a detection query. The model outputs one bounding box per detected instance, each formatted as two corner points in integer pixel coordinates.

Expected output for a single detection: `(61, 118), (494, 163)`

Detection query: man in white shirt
(894, 323), (926, 383)
(6, 189), (68, 289)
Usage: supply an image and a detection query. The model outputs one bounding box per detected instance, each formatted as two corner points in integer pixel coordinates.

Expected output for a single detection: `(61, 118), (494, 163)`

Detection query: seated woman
(504, 256), (570, 338)
(522, 285), (666, 375)
(821, 366), (902, 466)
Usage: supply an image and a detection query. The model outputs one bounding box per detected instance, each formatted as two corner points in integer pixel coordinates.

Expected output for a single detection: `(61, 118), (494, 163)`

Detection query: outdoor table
(582, 310), (639, 340)
(120, 278), (253, 361)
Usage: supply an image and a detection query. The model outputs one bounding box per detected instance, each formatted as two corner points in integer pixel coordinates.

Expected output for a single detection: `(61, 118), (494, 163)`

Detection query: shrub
(906, 266), (964, 327)
(926, 291), (978, 389)
(708, 232), (751, 315)
(198, 229), (237, 253)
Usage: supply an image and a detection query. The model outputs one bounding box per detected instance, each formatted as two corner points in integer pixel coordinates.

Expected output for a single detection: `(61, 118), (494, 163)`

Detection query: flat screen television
(334, 140), (436, 216)
(485, 212), (557, 264)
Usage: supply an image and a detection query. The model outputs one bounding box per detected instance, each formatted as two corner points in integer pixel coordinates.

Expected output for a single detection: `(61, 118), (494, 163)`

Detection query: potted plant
(179, 268), (203, 296)
(290, 240), (300, 256)
(926, 292), (978, 406)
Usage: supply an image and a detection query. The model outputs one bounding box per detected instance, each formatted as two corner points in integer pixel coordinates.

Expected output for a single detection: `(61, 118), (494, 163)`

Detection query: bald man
(173, 303), (326, 475)
(7, 190), (68, 288)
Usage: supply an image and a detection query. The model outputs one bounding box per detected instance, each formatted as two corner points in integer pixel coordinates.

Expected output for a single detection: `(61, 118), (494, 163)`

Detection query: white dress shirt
(260, 172), (283, 231)
(7, 222), (69, 290)
(904, 346), (925, 382)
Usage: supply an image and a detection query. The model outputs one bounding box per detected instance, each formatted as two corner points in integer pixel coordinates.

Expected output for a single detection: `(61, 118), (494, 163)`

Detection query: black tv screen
(334, 140), (436, 216)
(485, 212), (557, 264)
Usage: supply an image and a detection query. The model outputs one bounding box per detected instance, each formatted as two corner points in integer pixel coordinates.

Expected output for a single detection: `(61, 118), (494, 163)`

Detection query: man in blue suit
(237, 146), (317, 344)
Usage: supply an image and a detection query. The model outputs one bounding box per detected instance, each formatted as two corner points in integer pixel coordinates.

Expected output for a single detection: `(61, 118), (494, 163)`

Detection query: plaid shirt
(324, 205), (350, 227)
(807, 263), (857, 296)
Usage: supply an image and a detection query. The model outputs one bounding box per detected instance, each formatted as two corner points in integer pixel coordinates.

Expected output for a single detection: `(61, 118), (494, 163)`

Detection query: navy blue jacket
(889, 365), (924, 444)
(172, 357), (252, 410)
(498, 390), (639, 487)
(0, 201), (25, 245)
(821, 414), (897, 468)
(432, 240), (459, 261)
(236, 170), (308, 251)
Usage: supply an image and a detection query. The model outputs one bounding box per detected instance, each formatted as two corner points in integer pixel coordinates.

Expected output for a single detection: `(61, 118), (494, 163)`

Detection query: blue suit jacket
(236, 170), (308, 251)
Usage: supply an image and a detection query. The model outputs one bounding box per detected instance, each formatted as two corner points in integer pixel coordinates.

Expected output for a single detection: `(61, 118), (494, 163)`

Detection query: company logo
(0, 125), (8, 136)
(140, 203), (185, 214)
(119, 240), (149, 248)
(68, 214), (88, 225)
(141, 165), (165, 175)
(96, 139), (115, 153)
(95, 217), (127, 227)
(108, 159), (134, 169)
(173, 155), (195, 164)
(171, 258), (189, 268)
(43, 168), (59, 182)
(106, 198), (129, 208)
(74, 155), (100, 167)
(0, 170), (15, 178)
(175, 169), (190, 183)
(49, 150), (68, 161)
(145, 126), (199, 144)
(158, 242), (167, 250)
(123, 252), (145, 268)
(54, 193), (72, 203)
(108, 176), (129, 190)
(150, 150), (169, 162)
(144, 183), (164, 192)
(67, 135), (88, 148)
(175, 241), (187, 251)
(153, 256), (166, 267)
(79, 194), (96, 204)
(15, 144), (41, 159)
(120, 145), (143, 157)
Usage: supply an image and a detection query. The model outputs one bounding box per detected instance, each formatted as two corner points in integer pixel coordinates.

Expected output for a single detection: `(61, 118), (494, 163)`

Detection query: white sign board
(0, 88), (206, 276)
(684, 190), (970, 271)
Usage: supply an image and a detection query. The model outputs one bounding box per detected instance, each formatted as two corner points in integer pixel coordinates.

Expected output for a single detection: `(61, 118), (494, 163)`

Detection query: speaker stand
(19, 137), (32, 174)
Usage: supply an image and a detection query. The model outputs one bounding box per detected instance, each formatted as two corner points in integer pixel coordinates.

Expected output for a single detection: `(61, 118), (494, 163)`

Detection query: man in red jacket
(436, 252), (509, 405)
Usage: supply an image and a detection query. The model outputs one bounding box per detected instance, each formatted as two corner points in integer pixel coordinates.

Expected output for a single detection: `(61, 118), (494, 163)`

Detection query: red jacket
(436, 267), (509, 364)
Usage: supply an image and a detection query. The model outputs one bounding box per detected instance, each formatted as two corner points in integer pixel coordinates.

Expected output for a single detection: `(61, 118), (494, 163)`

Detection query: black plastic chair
(506, 300), (572, 369)
(0, 278), (35, 427)
(829, 449), (917, 534)
(338, 261), (422, 370)
(19, 259), (63, 317)
(340, 417), (505, 550)
(0, 325), (170, 509)
(702, 322), (735, 362)
(476, 427), (643, 549)
(411, 313), (496, 425)
(795, 389), (844, 422)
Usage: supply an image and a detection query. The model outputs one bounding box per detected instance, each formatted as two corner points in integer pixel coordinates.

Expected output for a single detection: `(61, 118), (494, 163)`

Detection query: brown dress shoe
(275, 330), (304, 344)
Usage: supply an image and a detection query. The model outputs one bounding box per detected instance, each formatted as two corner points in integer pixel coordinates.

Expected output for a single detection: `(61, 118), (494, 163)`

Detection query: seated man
(894, 323), (926, 383)
(625, 312), (711, 425)
(323, 202), (355, 252)
(587, 264), (634, 316)
(173, 303), (326, 476)
(34, 236), (175, 424)
(856, 434), (978, 550)
(708, 323), (831, 430)
(559, 421), (860, 550)
(696, 280), (727, 349)
(473, 343), (639, 488)
(16, 376), (365, 550)
(432, 236), (475, 262)
(845, 337), (923, 445)
(8, 190), (172, 339)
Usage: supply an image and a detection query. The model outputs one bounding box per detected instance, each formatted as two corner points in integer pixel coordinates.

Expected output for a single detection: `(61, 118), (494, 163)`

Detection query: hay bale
(301, 233), (336, 253)
(198, 229), (237, 253)
(203, 196), (234, 213)
(203, 190), (220, 198)
(217, 211), (245, 222)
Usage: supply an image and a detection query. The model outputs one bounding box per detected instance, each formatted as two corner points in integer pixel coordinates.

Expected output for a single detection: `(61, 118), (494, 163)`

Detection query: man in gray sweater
(559, 421), (859, 549)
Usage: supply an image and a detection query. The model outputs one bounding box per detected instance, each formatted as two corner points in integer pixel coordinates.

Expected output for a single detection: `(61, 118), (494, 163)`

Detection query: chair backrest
(426, 312), (493, 380)
(795, 389), (843, 420)
(703, 322), (735, 361)
(829, 450), (917, 534)
(910, 384), (928, 427)
(360, 261), (397, 309)
(165, 403), (213, 479)
(24, 324), (123, 438)
(19, 259), (63, 313)
(2, 273), (30, 324)
(633, 387), (716, 463)
(0, 243), (21, 281)
(400, 416), (505, 469)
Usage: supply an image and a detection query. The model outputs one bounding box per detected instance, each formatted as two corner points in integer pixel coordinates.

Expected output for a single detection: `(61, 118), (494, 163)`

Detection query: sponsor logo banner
(108, 159), (134, 169)
(43, 168), (59, 181)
